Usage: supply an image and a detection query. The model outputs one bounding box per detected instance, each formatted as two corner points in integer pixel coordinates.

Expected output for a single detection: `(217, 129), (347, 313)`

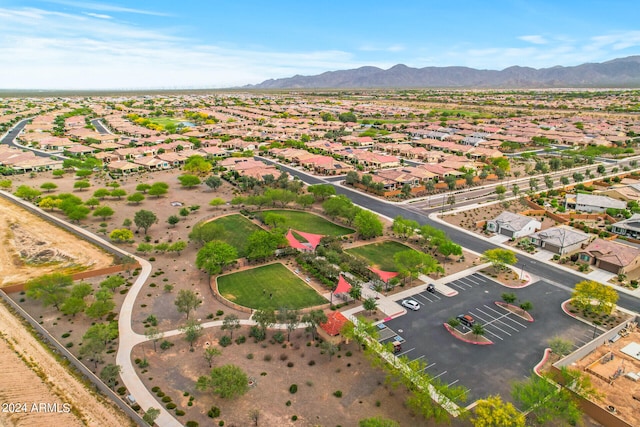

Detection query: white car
(401, 299), (420, 311)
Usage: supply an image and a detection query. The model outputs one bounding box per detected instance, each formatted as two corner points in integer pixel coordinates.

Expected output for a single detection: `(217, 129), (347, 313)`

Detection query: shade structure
(333, 275), (352, 294)
(369, 267), (399, 283)
(320, 311), (349, 336)
(285, 229), (324, 251)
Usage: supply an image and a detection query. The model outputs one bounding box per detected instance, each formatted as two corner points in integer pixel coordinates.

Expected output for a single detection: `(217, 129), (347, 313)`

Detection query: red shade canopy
(333, 275), (352, 294)
(285, 229), (324, 251)
(369, 267), (399, 283)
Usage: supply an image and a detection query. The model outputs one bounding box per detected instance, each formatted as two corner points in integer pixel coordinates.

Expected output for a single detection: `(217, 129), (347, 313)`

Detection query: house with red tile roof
(579, 239), (640, 275)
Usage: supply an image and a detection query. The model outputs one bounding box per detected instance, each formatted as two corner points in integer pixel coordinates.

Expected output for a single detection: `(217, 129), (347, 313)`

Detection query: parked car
(401, 299), (420, 311)
(426, 284), (435, 293)
(457, 314), (475, 327)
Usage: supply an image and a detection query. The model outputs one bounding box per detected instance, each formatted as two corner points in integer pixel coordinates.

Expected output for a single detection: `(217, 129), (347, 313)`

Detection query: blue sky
(1, 0), (639, 89)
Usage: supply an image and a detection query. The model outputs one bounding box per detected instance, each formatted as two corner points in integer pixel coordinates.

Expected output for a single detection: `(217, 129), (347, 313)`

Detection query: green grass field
(254, 210), (353, 236)
(217, 263), (327, 310)
(147, 116), (181, 127)
(198, 214), (261, 257)
(347, 241), (413, 271)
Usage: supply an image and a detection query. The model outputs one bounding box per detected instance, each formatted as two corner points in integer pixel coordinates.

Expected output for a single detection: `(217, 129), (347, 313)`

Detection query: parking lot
(383, 274), (604, 404)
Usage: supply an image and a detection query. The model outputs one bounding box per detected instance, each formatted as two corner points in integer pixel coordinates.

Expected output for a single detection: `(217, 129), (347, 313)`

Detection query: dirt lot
(0, 197), (114, 286)
(134, 325), (469, 427)
(0, 300), (133, 427)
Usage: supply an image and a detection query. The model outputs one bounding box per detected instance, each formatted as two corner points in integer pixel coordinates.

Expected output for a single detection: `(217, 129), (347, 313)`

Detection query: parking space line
(412, 355), (425, 362)
(433, 370), (448, 380)
(464, 276), (482, 285)
(425, 362), (436, 370)
(415, 293), (436, 303)
(397, 348), (415, 357)
(448, 281), (468, 290)
(476, 307), (522, 332)
(422, 291), (441, 300)
(472, 274), (488, 283)
(484, 305), (528, 328)
(447, 379), (459, 387)
(455, 279), (475, 288)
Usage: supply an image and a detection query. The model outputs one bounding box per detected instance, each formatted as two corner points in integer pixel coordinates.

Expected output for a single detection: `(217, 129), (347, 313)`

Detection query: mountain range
(247, 56), (640, 89)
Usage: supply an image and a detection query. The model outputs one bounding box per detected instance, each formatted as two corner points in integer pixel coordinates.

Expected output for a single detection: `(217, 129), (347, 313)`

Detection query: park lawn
(201, 214), (261, 257)
(147, 116), (181, 127)
(217, 263), (327, 310)
(254, 210), (353, 236)
(347, 241), (413, 272)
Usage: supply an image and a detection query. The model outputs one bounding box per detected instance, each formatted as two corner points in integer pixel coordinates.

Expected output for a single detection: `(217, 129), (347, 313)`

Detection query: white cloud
(518, 35), (548, 45)
(44, 0), (170, 16)
(83, 12), (111, 19)
(359, 44), (405, 53)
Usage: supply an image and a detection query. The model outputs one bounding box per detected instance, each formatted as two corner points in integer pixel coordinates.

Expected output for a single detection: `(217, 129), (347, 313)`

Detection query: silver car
(401, 299), (420, 311)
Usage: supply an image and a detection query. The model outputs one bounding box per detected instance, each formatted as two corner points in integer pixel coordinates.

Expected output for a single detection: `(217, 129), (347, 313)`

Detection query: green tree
(100, 275), (125, 291)
(320, 340), (339, 360)
(471, 395), (525, 427)
(363, 297), (378, 314)
(560, 176), (570, 186)
(99, 363), (121, 389)
(181, 319), (203, 349)
(495, 185), (506, 196)
(148, 182), (169, 198)
(204, 346), (222, 368)
(354, 210), (383, 239)
(134, 209), (158, 234)
(93, 188), (110, 199)
(301, 309), (327, 341)
(168, 240), (187, 256)
(167, 215), (180, 228)
(308, 184), (336, 201)
(394, 250), (440, 285)
(84, 197), (100, 209)
(136, 183), (151, 193)
(338, 111), (357, 122)
(67, 205), (91, 222)
(437, 240), (462, 262)
(209, 197), (225, 209)
(39, 196), (62, 211)
(136, 242), (154, 254)
(253, 309), (276, 336)
(15, 185), (41, 201)
(85, 299), (115, 319)
(71, 282), (92, 299)
(512, 373), (581, 425)
(195, 240), (238, 276)
(127, 192), (145, 204)
(142, 407), (160, 426)
(110, 188), (126, 199)
(221, 314), (241, 339)
(40, 182), (58, 192)
(184, 155), (212, 176)
(74, 180), (91, 191)
(392, 216), (419, 239)
(178, 174), (201, 188)
(60, 296), (86, 316)
(174, 289), (203, 320)
(204, 175), (222, 190)
(481, 248), (517, 272)
(25, 273), (72, 310)
(571, 280), (618, 315)
(548, 337), (573, 356)
(93, 205), (115, 220)
(277, 308), (300, 342)
(0, 179), (13, 189)
(296, 193), (315, 209)
(196, 364), (249, 399)
(109, 228), (133, 242)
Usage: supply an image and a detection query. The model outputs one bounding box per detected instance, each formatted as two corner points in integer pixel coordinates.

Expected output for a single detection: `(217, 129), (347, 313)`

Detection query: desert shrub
(175, 409), (185, 416)
(219, 336), (232, 347)
(161, 396), (172, 403)
(292, 415), (298, 421)
(345, 351), (352, 357)
(287, 361), (294, 368)
(279, 353), (288, 361)
(249, 326), (266, 342)
(264, 354), (272, 362)
(156, 391), (165, 397)
(166, 402), (176, 409)
(160, 340), (174, 350)
(289, 384), (298, 394)
(246, 353), (254, 359)
(61, 332), (70, 338)
(216, 309), (224, 316)
(117, 386), (127, 395)
(235, 335), (246, 344)
(218, 421), (224, 427)
(207, 406), (221, 418)
(186, 422), (198, 427)
(333, 390), (342, 397)
(308, 360), (315, 366)
(65, 342), (73, 348)
(151, 386), (160, 392)
(286, 400), (291, 406)
(273, 331), (285, 343)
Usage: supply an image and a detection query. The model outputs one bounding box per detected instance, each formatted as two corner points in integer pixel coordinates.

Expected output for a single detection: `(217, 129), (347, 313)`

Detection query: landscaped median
(442, 323), (494, 345)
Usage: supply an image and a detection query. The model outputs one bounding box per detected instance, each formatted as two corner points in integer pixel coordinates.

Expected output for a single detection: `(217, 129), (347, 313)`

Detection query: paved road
(1, 118), (68, 160)
(91, 118), (111, 135)
(256, 156), (640, 314)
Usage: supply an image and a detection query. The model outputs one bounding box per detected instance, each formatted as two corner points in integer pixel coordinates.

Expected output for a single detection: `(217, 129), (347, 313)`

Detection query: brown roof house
(486, 212), (541, 239)
(529, 226), (591, 255)
(579, 238), (640, 275)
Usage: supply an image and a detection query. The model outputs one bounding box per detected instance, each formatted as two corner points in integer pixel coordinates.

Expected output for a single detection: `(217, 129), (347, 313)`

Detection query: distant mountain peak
(246, 56), (640, 89)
